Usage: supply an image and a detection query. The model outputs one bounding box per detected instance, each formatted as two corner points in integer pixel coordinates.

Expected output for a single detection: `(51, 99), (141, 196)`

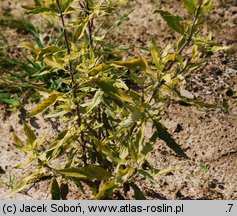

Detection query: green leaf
(201, 0), (216, 14)
(46, 130), (70, 152)
(141, 131), (158, 157)
(153, 119), (188, 158)
(19, 42), (40, 54)
(60, 183), (69, 200)
(57, 166), (112, 181)
(94, 180), (119, 200)
(119, 145), (129, 160)
(12, 133), (24, 148)
(28, 93), (61, 117)
(129, 182), (146, 200)
(91, 137), (121, 163)
(23, 123), (37, 146)
(46, 130), (73, 160)
(151, 38), (161, 68)
(37, 46), (61, 60)
(45, 110), (67, 118)
(88, 63), (111, 76)
(43, 55), (65, 69)
(83, 89), (104, 114)
(120, 109), (143, 128)
(128, 124), (146, 161)
(12, 171), (41, 193)
(22, 4), (36, 10)
(12, 133), (31, 153)
(96, 79), (132, 103)
(182, 0), (198, 15)
(114, 79), (129, 91)
(22, 0), (43, 11)
(177, 35), (186, 52)
(109, 58), (146, 69)
(26, 7), (54, 15)
(2, 98), (20, 107)
(61, 0), (74, 11)
(34, 0), (41, 7)
(74, 19), (89, 41)
(89, 58), (146, 76)
(115, 167), (134, 184)
(135, 123), (145, 154)
(50, 177), (61, 200)
(173, 89), (216, 109)
(138, 169), (157, 184)
(14, 157), (34, 169)
(154, 10), (185, 34)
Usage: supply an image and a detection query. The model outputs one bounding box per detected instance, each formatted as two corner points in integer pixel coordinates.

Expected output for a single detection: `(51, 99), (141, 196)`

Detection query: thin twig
(55, 0), (79, 117)
(148, 4), (202, 104)
(80, 1), (94, 48)
(165, 4), (202, 74)
(56, 0), (87, 165)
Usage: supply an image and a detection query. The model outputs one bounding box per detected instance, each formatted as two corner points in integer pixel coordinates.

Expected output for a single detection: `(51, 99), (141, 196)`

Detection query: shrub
(12, 0), (221, 199)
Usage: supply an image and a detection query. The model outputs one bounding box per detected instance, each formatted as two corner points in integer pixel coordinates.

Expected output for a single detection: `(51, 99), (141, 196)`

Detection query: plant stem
(178, 4), (202, 55)
(79, 1), (93, 48)
(56, 0), (87, 165)
(55, 0), (79, 119)
(165, 4), (202, 74)
(149, 4), (202, 104)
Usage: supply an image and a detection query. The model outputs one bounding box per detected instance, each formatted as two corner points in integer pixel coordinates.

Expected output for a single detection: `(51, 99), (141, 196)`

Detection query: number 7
(228, 204), (233, 212)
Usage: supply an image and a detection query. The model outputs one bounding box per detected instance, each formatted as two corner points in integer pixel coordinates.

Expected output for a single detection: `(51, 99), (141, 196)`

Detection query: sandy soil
(0, 0), (236, 199)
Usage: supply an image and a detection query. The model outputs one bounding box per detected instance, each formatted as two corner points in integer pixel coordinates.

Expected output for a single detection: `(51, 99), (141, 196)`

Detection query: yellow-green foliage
(13, 0), (219, 199)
